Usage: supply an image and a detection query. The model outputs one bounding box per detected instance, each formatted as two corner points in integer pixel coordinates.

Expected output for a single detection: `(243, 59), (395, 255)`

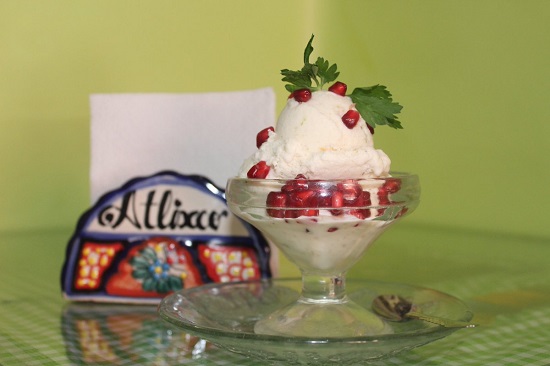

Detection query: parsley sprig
(281, 35), (403, 130)
(281, 35), (339, 93)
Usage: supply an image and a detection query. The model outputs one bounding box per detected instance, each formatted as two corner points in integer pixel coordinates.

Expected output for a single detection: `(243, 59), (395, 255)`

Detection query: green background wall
(1, 1), (549, 239)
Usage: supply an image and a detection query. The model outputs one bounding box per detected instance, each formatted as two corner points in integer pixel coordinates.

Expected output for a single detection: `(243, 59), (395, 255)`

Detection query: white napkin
(90, 88), (276, 203)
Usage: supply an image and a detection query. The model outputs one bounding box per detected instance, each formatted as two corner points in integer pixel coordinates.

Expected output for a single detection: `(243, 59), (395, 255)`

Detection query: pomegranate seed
(349, 209), (370, 220)
(362, 191), (372, 205)
(256, 126), (274, 148)
(292, 89), (312, 103)
(347, 189), (371, 220)
(294, 174), (309, 190)
(247, 161), (270, 179)
(282, 174), (308, 193)
(342, 110), (360, 129)
(266, 192), (287, 218)
(338, 179), (362, 203)
(366, 123), (375, 135)
(378, 189), (391, 205)
(383, 178), (401, 193)
(328, 81), (347, 96)
(315, 190), (334, 207)
(353, 193), (364, 207)
(267, 193), (287, 207)
(330, 191), (344, 215)
(284, 209), (300, 219)
(308, 181), (336, 207)
(288, 190), (316, 208)
(331, 191), (343, 207)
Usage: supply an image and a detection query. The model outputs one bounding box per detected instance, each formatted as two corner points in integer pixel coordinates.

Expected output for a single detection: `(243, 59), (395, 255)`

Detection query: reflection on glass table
(61, 304), (212, 364)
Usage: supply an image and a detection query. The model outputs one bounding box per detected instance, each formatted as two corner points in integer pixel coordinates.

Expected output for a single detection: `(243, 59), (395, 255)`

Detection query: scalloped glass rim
(158, 278), (473, 345)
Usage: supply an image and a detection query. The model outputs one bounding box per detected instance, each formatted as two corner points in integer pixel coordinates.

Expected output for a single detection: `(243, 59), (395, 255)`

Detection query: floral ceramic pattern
(130, 239), (192, 293)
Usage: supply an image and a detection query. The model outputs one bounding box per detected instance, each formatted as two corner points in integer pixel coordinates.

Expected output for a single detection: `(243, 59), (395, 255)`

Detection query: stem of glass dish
(299, 272), (348, 304)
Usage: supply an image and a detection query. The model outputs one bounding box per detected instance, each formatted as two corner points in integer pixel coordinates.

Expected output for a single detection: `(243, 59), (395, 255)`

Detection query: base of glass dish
(158, 278), (474, 365)
(254, 296), (392, 337)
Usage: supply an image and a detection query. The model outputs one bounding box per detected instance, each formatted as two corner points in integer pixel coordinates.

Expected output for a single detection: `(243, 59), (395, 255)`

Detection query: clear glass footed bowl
(225, 173), (421, 338)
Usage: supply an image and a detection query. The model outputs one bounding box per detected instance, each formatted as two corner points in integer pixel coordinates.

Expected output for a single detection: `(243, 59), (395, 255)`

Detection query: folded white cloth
(90, 88), (276, 202)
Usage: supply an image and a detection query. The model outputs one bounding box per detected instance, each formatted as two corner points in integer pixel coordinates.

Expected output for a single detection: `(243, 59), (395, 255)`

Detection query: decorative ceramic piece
(62, 171), (272, 303)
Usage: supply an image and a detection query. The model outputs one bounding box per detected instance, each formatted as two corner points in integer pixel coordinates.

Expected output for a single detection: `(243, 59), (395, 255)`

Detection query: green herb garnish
(350, 86), (403, 129)
(281, 35), (403, 130)
(281, 35), (339, 93)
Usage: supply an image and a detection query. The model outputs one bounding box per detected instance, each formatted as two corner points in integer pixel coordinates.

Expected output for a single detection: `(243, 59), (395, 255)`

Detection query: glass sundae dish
(159, 36), (473, 362)
(226, 173), (420, 337)
(224, 35), (420, 337)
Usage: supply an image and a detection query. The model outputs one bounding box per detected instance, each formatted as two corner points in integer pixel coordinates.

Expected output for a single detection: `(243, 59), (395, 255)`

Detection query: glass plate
(158, 278), (474, 364)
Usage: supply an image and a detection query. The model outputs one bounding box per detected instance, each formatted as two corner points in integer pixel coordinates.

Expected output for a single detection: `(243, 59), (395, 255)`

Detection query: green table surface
(1, 223), (550, 365)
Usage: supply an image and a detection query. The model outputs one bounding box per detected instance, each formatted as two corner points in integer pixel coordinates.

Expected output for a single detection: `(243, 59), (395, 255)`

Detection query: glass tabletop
(1, 225), (550, 365)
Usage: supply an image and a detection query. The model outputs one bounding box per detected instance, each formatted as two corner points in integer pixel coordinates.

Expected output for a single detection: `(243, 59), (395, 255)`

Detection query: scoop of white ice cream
(239, 90), (391, 179)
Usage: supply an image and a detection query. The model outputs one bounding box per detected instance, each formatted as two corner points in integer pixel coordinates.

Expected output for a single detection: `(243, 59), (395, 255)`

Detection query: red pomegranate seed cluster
(266, 175), (402, 219)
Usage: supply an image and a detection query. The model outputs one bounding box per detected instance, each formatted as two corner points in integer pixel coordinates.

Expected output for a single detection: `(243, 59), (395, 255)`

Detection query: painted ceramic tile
(62, 171), (271, 303)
